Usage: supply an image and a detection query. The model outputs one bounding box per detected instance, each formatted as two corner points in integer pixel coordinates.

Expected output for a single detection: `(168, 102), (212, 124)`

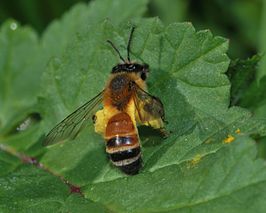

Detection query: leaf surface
(1, 0), (266, 212)
(40, 17), (266, 212)
(0, 164), (105, 213)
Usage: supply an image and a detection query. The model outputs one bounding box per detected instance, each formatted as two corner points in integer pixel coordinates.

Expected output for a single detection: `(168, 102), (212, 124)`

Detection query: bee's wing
(132, 83), (165, 124)
(43, 91), (104, 146)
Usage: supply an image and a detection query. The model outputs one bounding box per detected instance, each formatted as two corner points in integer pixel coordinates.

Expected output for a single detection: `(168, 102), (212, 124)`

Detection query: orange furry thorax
(103, 72), (146, 111)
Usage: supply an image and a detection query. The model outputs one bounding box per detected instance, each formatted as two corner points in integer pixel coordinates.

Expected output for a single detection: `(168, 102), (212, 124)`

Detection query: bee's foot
(159, 128), (171, 139)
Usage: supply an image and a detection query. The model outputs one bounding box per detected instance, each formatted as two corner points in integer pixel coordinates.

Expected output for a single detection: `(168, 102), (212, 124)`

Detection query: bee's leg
(144, 118), (171, 139)
(92, 114), (97, 124)
(158, 128), (171, 139)
(144, 118), (164, 130)
(94, 109), (106, 135)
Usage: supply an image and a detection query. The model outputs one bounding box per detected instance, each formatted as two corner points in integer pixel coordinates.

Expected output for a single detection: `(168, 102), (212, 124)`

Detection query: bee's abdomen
(108, 138), (142, 175)
(105, 112), (142, 175)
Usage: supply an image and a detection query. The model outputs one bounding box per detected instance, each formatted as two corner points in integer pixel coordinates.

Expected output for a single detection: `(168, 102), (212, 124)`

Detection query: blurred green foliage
(0, 0), (87, 33)
(258, 0), (266, 79)
(0, 0), (264, 59)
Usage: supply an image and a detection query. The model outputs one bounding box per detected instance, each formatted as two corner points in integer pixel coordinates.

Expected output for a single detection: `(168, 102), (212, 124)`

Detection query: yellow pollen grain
(191, 154), (202, 165)
(235, 128), (241, 134)
(223, 134), (235, 144)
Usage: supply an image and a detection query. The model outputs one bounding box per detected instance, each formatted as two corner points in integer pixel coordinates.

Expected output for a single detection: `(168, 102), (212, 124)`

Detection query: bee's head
(111, 63), (149, 80)
(107, 27), (149, 80)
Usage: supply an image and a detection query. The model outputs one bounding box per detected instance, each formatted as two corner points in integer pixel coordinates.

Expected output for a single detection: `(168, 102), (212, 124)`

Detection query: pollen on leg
(94, 109), (106, 135)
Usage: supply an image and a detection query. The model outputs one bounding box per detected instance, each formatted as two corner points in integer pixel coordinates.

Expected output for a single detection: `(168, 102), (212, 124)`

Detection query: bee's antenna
(127, 26), (135, 62)
(107, 40), (126, 63)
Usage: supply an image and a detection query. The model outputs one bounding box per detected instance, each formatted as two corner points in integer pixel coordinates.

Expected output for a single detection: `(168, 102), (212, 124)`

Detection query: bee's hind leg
(158, 128), (171, 139)
(93, 109), (106, 135)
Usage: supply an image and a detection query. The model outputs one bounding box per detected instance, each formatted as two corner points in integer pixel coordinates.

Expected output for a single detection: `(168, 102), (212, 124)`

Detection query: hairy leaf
(0, 164), (105, 213)
(40, 17), (266, 212)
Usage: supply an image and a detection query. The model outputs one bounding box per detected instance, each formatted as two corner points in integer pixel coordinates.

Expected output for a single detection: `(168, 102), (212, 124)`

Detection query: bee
(43, 27), (167, 175)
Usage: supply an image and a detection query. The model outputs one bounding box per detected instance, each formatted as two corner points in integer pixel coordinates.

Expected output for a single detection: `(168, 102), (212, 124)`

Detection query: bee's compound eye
(140, 72), (147, 81)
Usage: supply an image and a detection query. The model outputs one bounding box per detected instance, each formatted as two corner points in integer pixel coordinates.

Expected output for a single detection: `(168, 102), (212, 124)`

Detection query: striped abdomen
(105, 112), (141, 175)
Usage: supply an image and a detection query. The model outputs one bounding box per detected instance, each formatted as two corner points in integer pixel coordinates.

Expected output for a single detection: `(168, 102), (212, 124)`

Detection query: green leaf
(227, 55), (266, 120)
(0, 20), (44, 158)
(227, 54), (266, 160)
(257, 136), (266, 160)
(240, 75), (266, 117)
(42, 0), (149, 58)
(227, 55), (260, 106)
(85, 136), (266, 213)
(0, 21), (40, 130)
(0, 164), (105, 213)
(39, 15), (266, 212)
(258, 0), (266, 80)
(0, 149), (21, 176)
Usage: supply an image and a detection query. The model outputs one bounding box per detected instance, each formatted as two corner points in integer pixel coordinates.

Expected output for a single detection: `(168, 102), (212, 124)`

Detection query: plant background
(0, 0), (263, 58)
(1, 0), (266, 212)
(1, 0), (266, 157)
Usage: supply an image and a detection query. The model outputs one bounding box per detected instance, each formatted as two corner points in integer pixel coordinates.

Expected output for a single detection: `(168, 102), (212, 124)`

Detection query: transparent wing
(132, 83), (165, 124)
(43, 91), (104, 146)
